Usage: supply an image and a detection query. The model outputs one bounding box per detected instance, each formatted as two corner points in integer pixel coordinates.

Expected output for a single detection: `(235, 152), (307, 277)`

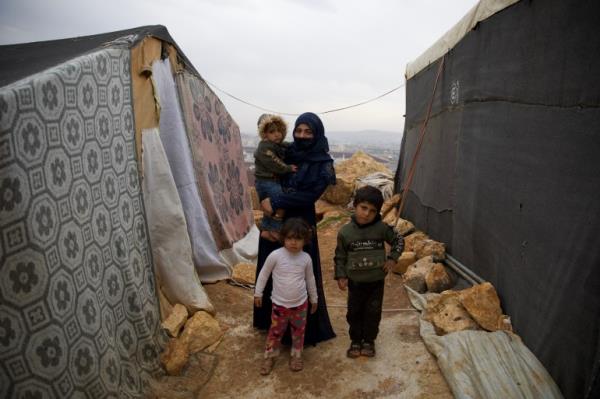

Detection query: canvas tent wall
(395, 1), (600, 398)
(0, 25), (257, 397)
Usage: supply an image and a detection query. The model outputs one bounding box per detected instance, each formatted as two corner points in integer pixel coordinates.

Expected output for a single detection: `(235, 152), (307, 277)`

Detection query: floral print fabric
(175, 72), (253, 250)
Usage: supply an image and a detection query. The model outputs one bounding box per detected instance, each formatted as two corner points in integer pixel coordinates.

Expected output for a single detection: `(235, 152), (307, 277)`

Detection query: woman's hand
(337, 278), (348, 291)
(261, 198), (273, 216)
(310, 302), (318, 314)
(254, 297), (262, 308)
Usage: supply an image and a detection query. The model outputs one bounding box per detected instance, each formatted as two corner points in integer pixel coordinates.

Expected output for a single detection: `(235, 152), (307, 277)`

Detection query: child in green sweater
(334, 185), (404, 358)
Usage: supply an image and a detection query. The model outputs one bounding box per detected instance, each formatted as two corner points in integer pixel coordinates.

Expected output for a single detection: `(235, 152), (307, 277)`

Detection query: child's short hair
(280, 218), (312, 242)
(353, 186), (384, 212)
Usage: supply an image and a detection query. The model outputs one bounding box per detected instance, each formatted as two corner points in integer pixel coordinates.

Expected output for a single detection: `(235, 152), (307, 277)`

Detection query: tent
(395, 1), (600, 398)
(0, 26), (257, 397)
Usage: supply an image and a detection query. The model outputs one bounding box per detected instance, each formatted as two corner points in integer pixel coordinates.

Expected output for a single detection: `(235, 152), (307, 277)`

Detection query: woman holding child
(253, 112), (337, 363)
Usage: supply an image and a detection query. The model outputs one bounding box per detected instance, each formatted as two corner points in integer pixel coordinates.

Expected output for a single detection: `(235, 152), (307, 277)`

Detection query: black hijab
(286, 112), (333, 163)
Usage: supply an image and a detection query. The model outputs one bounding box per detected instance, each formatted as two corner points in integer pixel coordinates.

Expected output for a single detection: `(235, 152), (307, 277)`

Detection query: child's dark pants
(347, 279), (384, 343)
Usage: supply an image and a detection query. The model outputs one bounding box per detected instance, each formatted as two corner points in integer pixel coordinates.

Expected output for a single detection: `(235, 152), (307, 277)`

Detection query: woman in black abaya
(253, 112), (336, 345)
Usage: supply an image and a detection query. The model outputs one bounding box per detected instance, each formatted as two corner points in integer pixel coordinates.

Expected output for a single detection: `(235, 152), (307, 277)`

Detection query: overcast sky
(0, 0), (478, 134)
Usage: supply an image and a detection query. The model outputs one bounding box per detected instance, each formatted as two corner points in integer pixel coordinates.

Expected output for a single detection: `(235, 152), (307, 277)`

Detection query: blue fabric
(255, 179), (283, 201)
(255, 180), (284, 232)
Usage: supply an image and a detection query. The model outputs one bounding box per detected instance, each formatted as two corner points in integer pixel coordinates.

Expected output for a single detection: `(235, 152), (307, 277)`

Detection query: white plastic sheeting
(406, 286), (564, 399)
(151, 59), (258, 282)
(355, 172), (395, 200)
(141, 128), (214, 314)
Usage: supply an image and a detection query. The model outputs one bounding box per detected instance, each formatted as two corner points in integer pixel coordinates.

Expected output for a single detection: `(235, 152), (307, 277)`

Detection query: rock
(253, 210), (263, 227)
(393, 251), (417, 274)
(395, 218), (415, 236)
(381, 193), (401, 217)
(323, 210), (347, 219)
(414, 239), (446, 261)
(161, 304), (189, 338)
(459, 282), (511, 332)
(157, 285), (174, 322)
(181, 311), (224, 354)
(321, 176), (354, 205)
(404, 231), (429, 252)
(315, 199), (339, 219)
(382, 207), (398, 226)
(231, 262), (256, 285)
(335, 151), (392, 180)
(424, 291), (480, 335)
(425, 264), (454, 293)
(402, 255), (435, 293)
(249, 186), (260, 210)
(160, 338), (189, 376)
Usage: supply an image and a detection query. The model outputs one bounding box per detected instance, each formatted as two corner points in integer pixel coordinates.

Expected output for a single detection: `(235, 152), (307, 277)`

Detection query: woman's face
(294, 123), (314, 140)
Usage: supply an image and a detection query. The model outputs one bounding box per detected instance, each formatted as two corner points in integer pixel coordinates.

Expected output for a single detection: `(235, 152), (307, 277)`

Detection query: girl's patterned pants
(265, 301), (308, 358)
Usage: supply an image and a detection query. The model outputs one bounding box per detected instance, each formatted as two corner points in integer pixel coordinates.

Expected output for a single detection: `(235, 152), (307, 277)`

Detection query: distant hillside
(324, 130), (403, 145)
(242, 130), (403, 147)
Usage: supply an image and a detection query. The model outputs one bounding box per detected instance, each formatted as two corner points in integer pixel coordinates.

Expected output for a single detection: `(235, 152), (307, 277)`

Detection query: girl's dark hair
(280, 218), (312, 242)
(353, 185), (384, 212)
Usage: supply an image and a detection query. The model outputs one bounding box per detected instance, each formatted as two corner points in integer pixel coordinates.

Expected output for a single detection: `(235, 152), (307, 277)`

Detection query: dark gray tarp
(0, 25), (200, 87)
(396, 1), (600, 398)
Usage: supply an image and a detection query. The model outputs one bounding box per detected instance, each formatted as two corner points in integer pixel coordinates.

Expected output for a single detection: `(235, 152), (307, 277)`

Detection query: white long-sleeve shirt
(254, 247), (318, 308)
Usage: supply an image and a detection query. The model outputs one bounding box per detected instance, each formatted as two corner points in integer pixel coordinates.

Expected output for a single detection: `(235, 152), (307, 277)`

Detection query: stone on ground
(231, 262), (256, 285)
(404, 231), (429, 252)
(321, 176), (355, 205)
(395, 217), (415, 236)
(182, 311), (224, 354)
(160, 336), (190, 376)
(382, 207), (398, 226)
(402, 255), (436, 293)
(393, 251), (417, 275)
(161, 303), (189, 338)
(381, 193), (401, 217)
(425, 263), (454, 293)
(414, 239), (446, 261)
(424, 291), (480, 335)
(459, 282), (512, 332)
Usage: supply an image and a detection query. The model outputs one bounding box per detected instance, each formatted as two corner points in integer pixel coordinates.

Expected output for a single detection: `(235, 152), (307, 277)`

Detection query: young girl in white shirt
(254, 218), (317, 375)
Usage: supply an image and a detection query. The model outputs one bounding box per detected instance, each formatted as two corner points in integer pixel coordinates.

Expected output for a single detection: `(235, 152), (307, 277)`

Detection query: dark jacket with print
(254, 140), (294, 180)
(334, 215), (404, 283)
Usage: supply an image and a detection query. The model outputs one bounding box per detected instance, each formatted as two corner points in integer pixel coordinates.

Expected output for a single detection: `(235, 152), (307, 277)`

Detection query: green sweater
(334, 215), (404, 283)
(254, 140), (294, 180)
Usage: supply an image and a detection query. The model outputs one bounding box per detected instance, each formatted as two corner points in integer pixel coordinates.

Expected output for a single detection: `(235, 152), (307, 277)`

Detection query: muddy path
(149, 217), (452, 398)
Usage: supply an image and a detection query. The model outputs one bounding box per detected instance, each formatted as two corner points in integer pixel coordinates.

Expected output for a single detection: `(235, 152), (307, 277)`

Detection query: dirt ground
(148, 217), (452, 398)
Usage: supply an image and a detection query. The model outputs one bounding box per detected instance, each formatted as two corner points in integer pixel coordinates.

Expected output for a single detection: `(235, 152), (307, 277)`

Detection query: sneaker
(361, 342), (376, 357)
(346, 342), (361, 358)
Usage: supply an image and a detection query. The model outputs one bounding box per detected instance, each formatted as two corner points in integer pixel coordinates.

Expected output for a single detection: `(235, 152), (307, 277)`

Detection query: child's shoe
(361, 342), (376, 357)
(346, 342), (361, 358)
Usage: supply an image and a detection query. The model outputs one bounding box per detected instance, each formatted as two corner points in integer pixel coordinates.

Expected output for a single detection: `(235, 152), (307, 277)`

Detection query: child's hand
(290, 164), (298, 172)
(383, 259), (396, 274)
(310, 302), (318, 314)
(337, 278), (348, 291)
(254, 297), (262, 308)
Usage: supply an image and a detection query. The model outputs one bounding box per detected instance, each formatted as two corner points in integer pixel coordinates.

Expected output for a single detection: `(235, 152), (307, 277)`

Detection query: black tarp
(0, 25), (200, 87)
(396, 1), (600, 398)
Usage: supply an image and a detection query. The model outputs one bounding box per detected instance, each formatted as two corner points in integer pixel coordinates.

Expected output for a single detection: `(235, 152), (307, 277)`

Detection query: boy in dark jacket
(254, 114), (297, 241)
(334, 186), (404, 358)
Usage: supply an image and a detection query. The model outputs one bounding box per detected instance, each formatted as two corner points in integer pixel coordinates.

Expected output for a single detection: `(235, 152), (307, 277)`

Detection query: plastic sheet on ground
(405, 286), (563, 399)
(355, 172), (395, 200)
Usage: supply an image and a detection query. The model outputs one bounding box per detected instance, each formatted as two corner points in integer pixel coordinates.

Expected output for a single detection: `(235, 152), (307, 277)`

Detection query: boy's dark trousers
(347, 279), (384, 343)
